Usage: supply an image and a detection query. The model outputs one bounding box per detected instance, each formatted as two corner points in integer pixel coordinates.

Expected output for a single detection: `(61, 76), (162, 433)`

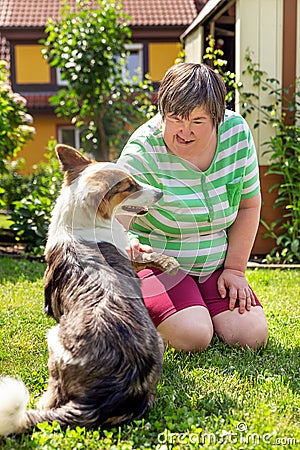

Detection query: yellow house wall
(149, 43), (182, 81)
(15, 45), (50, 84)
(18, 115), (61, 173)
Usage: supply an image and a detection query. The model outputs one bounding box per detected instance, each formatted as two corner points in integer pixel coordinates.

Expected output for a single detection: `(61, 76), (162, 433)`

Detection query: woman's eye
(168, 115), (181, 122)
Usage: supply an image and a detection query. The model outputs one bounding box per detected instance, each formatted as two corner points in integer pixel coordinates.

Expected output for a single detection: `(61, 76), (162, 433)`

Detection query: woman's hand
(217, 268), (257, 314)
(129, 238), (153, 259)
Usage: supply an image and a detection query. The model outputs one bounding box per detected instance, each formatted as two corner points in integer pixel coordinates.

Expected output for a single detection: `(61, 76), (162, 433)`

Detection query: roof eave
(181, 0), (234, 40)
(1, 24), (186, 42)
(131, 25), (187, 41)
(0, 27), (45, 40)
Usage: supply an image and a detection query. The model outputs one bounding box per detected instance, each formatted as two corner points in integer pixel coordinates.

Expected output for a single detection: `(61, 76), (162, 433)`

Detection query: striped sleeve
(118, 145), (163, 191)
(241, 121), (260, 199)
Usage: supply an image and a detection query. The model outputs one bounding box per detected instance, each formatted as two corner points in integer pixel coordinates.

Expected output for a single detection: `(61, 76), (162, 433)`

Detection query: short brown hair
(158, 63), (226, 127)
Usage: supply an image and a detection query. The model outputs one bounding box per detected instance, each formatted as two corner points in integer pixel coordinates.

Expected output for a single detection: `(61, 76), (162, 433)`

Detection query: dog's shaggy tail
(0, 377), (85, 435)
(0, 376), (151, 435)
(0, 377), (89, 435)
(0, 377), (31, 435)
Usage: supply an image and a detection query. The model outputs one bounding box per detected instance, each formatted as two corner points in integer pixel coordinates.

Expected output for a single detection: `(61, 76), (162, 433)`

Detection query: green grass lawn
(0, 257), (299, 449)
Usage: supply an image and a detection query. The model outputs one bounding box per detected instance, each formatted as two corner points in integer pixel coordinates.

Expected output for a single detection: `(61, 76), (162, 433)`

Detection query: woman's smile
(176, 135), (195, 145)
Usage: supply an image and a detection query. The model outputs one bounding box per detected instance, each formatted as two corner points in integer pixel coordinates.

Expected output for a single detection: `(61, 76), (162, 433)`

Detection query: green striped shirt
(118, 110), (260, 278)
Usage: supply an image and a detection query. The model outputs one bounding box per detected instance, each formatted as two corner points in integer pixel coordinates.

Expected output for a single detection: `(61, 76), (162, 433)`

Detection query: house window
(56, 45), (143, 85)
(56, 68), (68, 86)
(58, 126), (81, 148)
(124, 44), (143, 81)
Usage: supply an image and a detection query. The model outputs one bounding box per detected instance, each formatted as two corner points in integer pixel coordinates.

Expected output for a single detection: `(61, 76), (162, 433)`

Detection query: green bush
(0, 60), (35, 174)
(0, 159), (33, 211)
(203, 36), (242, 109)
(240, 51), (300, 263)
(9, 143), (62, 255)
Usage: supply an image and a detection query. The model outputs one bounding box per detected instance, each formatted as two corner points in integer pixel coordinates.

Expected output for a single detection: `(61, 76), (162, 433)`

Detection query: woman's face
(162, 107), (217, 159)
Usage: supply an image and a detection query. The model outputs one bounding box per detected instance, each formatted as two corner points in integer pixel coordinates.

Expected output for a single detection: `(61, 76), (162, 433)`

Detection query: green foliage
(0, 260), (299, 449)
(239, 51), (300, 263)
(0, 159), (32, 210)
(41, 0), (155, 161)
(0, 61), (35, 174)
(9, 140), (63, 255)
(203, 36), (242, 108)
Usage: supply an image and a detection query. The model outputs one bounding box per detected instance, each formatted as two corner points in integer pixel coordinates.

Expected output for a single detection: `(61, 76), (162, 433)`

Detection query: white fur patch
(72, 219), (130, 255)
(0, 377), (29, 435)
(47, 326), (88, 367)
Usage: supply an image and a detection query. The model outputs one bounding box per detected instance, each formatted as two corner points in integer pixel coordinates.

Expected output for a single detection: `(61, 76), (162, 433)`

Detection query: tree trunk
(96, 115), (109, 161)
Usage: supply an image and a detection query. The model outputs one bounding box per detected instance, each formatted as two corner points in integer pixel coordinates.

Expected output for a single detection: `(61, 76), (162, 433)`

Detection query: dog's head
(55, 144), (162, 221)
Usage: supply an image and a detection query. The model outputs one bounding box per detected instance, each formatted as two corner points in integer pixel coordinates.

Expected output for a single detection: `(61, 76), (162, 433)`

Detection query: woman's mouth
(176, 135), (194, 145)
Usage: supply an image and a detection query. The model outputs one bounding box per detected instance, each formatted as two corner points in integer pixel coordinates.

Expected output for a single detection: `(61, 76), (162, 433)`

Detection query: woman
(117, 62), (268, 352)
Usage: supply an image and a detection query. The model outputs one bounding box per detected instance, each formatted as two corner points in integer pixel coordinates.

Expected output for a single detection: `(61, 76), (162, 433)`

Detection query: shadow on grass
(0, 257), (46, 284)
(154, 335), (299, 424)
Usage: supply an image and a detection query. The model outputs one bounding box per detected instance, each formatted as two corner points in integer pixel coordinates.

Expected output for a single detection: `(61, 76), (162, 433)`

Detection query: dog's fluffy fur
(0, 145), (179, 435)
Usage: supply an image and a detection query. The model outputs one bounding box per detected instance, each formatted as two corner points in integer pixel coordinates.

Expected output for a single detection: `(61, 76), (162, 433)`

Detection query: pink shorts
(138, 267), (262, 327)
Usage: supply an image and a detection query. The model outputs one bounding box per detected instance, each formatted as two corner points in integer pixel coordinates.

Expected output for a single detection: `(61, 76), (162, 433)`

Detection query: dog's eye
(118, 182), (137, 193)
(126, 183), (137, 192)
(111, 181), (123, 192)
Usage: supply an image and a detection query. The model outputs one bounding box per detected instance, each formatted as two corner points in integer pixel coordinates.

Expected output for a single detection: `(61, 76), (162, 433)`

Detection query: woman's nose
(179, 121), (193, 135)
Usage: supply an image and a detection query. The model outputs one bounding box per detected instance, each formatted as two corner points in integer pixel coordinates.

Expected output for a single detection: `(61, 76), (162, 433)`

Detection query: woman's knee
(213, 306), (268, 349)
(157, 306), (214, 352)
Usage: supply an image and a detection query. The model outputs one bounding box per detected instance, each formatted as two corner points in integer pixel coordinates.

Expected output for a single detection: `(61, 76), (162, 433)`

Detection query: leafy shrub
(9, 142), (63, 255)
(0, 159), (33, 211)
(240, 51), (300, 263)
(204, 43), (299, 263)
(203, 36), (242, 108)
(0, 60), (35, 174)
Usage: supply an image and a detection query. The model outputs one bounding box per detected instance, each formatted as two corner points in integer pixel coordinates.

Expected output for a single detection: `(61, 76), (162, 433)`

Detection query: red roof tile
(24, 93), (54, 110)
(124, 0), (199, 26)
(0, 0), (200, 28)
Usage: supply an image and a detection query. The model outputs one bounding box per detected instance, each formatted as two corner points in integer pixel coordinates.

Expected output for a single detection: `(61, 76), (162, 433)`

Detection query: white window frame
(56, 68), (69, 86)
(57, 126), (81, 148)
(124, 43), (144, 81)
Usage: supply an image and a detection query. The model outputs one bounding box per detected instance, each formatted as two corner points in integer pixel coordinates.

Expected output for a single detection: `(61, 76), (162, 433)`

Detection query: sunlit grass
(0, 258), (299, 449)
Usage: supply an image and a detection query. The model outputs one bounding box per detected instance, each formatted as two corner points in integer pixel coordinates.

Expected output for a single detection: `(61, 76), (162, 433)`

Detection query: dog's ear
(55, 144), (93, 172)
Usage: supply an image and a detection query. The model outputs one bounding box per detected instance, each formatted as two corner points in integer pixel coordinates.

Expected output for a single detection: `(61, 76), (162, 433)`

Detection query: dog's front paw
(132, 252), (180, 275)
